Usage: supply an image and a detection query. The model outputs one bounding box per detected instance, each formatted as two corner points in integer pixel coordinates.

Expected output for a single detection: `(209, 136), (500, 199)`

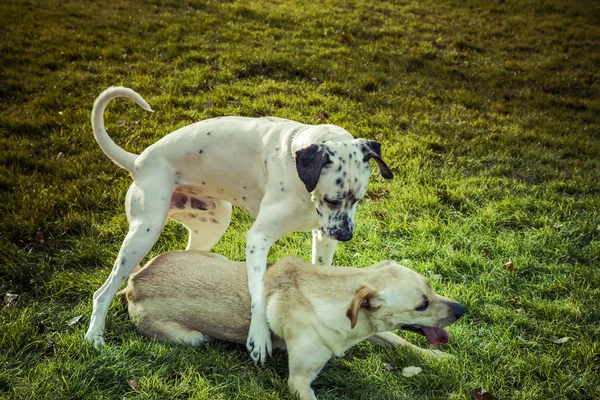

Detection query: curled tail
(91, 86), (154, 173)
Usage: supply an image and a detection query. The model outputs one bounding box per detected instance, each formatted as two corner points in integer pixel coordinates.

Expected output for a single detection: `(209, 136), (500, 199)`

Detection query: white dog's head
(295, 139), (393, 242)
(346, 260), (464, 344)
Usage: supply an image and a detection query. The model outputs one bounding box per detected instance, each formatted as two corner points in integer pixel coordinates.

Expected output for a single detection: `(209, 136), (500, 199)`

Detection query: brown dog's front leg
(368, 332), (450, 359)
(286, 336), (332, 400)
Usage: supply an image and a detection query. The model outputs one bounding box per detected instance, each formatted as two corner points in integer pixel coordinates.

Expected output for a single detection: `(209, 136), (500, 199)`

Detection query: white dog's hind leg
(85, 175), (173, 347)
(170, 200), (233, 250)
(312, 229), (338, 266)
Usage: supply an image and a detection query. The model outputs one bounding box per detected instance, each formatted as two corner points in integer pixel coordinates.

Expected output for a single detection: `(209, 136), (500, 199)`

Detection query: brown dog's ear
(361, 140), (393, 179)
(346, 286), (380, 329)
(295, 144), (331, 192)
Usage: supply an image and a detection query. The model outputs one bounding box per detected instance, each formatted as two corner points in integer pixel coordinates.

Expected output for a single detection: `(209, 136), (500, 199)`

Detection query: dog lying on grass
(119, 251), (464, 400)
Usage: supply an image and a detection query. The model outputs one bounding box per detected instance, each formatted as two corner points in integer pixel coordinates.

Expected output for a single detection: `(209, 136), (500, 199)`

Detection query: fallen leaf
(549, 336), (569, 344)
(118, 116), (127, 126)
(432, 274), (443, 281)
(127, 379), (139, 391)
(35, 231), (45, 244)
(68, 315), (83, 326)
(553, 224), (562, 231)
(11, 243), (19, 250)
(503, 259), (515, 272)
(384, 362), (394, 372)
(482, 248), (489, 258)
(4, 293), (18, 305)
(401, 366), (422, 377)
(473, 387), (495, 400)
(368, 192), (381, 201)
(339, 33), (352, 43)
(316, 111), (329, 122)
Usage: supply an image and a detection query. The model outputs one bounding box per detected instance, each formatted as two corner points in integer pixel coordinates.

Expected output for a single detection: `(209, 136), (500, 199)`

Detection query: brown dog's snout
(450, 302), (465, 320)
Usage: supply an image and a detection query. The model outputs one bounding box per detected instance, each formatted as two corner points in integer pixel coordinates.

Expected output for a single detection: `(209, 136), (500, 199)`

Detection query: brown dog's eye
(415, 299), (430, 312)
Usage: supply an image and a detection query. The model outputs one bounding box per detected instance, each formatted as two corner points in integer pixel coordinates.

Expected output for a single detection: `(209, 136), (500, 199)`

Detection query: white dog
(85, 87), (393, 363)
(120, 251), (465, 400)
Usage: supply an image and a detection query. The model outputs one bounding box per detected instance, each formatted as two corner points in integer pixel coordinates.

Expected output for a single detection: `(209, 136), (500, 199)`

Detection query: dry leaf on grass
(68, 315), (83, 326)
(384, 363), (394, 372)
(4, 293), (18, 305)
(35, 231), (45, 244)
(316, 112), (329, 121)
(549, 336), (569, 344)
(473, 387), (495, 400)
(127, 379), (139, 391)
(503, 259), (515, 272)
(401, 366), (422, 377)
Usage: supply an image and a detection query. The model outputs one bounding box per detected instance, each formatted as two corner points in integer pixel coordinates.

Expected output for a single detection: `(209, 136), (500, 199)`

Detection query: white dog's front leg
(245, 229), (276, 364)
(312, 229), (338, 266)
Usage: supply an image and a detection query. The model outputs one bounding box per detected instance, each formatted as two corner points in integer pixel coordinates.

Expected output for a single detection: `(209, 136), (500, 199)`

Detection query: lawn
(1, 0), (599, 399)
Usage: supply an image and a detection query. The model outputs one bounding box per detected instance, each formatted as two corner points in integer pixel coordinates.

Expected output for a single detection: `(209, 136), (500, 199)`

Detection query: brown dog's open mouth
(400, 326), (449, 345)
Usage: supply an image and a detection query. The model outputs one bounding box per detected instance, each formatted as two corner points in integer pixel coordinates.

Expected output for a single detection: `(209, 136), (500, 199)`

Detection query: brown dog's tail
(116, 263), (144, 304)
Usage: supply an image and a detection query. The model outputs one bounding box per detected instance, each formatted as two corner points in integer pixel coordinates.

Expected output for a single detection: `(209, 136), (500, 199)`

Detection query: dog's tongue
(421, 327), (449, 345)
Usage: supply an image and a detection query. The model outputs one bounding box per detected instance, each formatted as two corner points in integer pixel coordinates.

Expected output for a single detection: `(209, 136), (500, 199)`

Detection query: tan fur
(123, 252), (463, 400)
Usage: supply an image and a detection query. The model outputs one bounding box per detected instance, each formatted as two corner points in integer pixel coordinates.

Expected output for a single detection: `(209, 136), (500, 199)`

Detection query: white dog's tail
(91, 86), (154, 173)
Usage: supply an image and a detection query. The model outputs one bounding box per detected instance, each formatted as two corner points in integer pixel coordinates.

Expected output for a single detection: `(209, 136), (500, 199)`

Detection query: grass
(1, 0), (599, 398)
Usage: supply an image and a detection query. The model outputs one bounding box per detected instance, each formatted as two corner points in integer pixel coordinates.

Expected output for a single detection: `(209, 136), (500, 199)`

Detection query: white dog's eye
(415, 299), (430, 312)
(324, 197), (342, 207)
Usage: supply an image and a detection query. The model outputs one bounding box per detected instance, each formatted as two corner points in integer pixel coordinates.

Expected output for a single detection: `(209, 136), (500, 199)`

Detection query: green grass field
(1, 0), (599, 398)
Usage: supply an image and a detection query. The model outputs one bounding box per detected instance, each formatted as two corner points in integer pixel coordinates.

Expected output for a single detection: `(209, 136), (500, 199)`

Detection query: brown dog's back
(123, 251), (253, 344)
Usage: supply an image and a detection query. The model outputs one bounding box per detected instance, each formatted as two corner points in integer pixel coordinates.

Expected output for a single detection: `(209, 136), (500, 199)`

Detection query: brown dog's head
(346, 260), (464, 345)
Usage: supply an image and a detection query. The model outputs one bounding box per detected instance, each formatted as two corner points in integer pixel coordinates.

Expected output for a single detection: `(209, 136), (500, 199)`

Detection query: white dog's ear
(346, 286), (380, 329)
(361, 140), (393, 179)
(295, 144), (331, 192)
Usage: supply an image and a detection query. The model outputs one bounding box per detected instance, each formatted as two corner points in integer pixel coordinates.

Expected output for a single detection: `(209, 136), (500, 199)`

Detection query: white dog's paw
(246, 320), (272, 365)
(85, 331), (106, 348)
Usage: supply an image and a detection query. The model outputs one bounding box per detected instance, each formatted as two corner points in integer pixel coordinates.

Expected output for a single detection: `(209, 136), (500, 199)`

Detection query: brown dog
(120, 251), (464, 400)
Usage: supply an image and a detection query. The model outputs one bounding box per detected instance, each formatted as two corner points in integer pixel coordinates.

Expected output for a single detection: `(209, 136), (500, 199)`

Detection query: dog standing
(120, 251), (465, 400)
(85, 87), (393, 363)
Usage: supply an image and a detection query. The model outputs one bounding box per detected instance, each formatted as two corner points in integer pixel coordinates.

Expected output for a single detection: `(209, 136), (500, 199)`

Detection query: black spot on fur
(191, 198), (209, 210)
(211, 218), (218, 223)
(120, 258), (127, 266)
(199, 149), (204, 154)
(146, 228), (150, 232)
(336, 178), (343, 187)
(171, 192), (188, 209)
(318, 256), (323, 264)
(207, 132), (211, 136)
